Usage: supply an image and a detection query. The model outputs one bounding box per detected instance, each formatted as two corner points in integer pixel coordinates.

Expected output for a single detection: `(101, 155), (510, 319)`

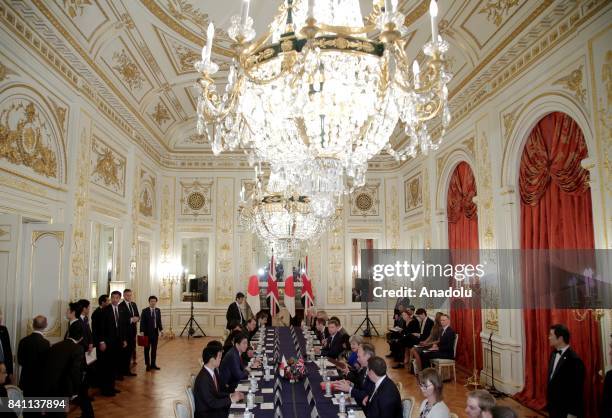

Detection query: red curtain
(514, 112), (601, 417)
(447, 162), (483, 373)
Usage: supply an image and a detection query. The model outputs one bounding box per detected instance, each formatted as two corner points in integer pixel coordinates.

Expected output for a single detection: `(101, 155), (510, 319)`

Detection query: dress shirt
(370, 375), (386, 400)
(550, 345), (570, 378)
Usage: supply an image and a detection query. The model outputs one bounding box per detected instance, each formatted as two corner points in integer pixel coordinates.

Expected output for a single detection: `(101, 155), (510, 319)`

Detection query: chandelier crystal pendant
(196, 0), (451, 197)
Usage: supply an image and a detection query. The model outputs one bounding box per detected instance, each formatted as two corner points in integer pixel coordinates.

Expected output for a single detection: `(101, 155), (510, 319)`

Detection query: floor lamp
(465, 276), (481, 389)
(161, 261), (183, 339)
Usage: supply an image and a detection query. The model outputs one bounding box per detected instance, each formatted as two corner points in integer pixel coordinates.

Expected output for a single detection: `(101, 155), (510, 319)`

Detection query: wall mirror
(180, 237), (210, 302)
(90, 222), (115, 300)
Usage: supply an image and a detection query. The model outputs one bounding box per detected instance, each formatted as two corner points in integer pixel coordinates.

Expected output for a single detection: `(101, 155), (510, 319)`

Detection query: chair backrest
(453, 334), (459, 357)
(173, 400), (191, 418)
(185, 385), (195, 417)
(190, 373), (196, 387)
(401, 396), (415, 418)
(450, 413), (459, 418)
(395, 381), (403, 395)
(4, 385), (23, 416)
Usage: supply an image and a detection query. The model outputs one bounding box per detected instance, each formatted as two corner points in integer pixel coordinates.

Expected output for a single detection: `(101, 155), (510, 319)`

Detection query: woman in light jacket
(417, 368), (450, 418)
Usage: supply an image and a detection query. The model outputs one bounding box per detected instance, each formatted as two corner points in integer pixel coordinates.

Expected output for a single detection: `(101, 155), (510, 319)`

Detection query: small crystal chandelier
(196, 0), (451, 197)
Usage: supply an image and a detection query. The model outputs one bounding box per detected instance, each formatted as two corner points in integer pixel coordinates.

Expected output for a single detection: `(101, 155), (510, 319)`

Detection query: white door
(20, 222), (71, 344)
(0, 213), (20, 343)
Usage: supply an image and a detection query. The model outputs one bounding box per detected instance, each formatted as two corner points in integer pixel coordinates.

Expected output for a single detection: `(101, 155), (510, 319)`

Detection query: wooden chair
(431, 333), (459, 383)
(395, 380), (403, 395)
(173, 400), (191, 418)
(401, 396), (416, 418)
(450, 413), (459, 418)
(189, 373), (196, 387)
(4, 385), (24, 417)
(184, 385), (195, 418)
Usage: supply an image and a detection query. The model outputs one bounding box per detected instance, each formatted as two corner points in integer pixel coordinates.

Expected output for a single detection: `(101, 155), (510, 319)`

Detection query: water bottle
(247, 390), (254, 409)
(339, 392), (346, 413)
(325, 379), (332, 397)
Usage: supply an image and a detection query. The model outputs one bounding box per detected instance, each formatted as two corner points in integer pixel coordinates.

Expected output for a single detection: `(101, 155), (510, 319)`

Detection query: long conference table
(228, 326), (366, 418)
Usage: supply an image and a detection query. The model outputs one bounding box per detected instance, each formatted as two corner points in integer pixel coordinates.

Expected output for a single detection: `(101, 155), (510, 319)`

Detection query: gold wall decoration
(159, 181), (174, 260)
(502, 105), (521, 143)
(150, 101), (171, 126)
(112, 49), (145, 91)
(139, 169), (156, 218)
(327, 206), (345, 305)
(0, 63), (16, 82)
(553, 64), (587, 105)
(404, 173), (423, 212)
(476, 130), (495, 248)
(47, 97), (67, 136)
(349, 182), (380, 217)
(604, 50), (612, 104)
(90, 137), (126, 196)
(180, 178), (213, 216)
(62, 0), (92, 18)
(215, 178), (234, 304)
(0, 100), (58, 179)
(69, 128), (91, 300)
(478, 0), (520, 27)
(0, 226), (10, 241)
(386, 180), (401, 249)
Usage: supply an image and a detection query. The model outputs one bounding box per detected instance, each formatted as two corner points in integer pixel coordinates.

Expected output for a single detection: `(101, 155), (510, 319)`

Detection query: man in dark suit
(335, 342), (376, 406)
(219, 333), (251, 392)
(43, 321), (85, 417)
(98, 291), (127, 396)
(546, 324), (584, 418)
(77, 299), (93, 354)
(314, 318), (327, 342)
(319, 318), (344, 359)
(225, 292), (247, 330)
(140, 295), (162, 371)
(17, 315), (50, 398)
(363, 356), (402, 418)
(420, 313), (456, 368)
(194, 344), (244, 418)
(0, 319), (13, 384)
(91, 294), (108, 390)
(119, 289), (139, 376)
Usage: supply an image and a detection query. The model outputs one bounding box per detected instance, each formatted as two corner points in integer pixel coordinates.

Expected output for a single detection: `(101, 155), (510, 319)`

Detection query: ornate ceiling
(1, 0), (598, 168)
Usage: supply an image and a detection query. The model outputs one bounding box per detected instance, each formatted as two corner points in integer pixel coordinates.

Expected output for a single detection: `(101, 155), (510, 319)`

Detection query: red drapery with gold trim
(447, 162), (483, 373)
(514, 112), (601, 417)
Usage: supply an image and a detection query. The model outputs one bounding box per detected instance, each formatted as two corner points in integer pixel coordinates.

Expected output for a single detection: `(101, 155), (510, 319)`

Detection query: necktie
(213, 371), (218, 391)
(84, 316), (90, 330)
(238, 303), (244, 322)
(113, 306), (118, 327)
(420, 319), (425, 334)
(127, 302), (133, 317)
(152, 308), (156, 329)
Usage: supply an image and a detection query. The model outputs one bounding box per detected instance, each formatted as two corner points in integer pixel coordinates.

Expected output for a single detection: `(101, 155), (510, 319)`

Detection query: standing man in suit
(420, 313), (456, 368)
(194, 344), (244, 418)
(546, 324), (584, 418)
(334, 342), (376, 406)
(318, 318), (345, 359)
(77, 299), (93, 354)
(140, 296), (162, 371)
(363, 357), (402, 418)
(91, 294), (108, 390)
(225, 292), (247, 330)
(119, 289), (139, 377)
(17, 316), (50, 399)
(98, 291), (127, 396)
(43, 322), (85, 418)
(0, 311), (13, 384)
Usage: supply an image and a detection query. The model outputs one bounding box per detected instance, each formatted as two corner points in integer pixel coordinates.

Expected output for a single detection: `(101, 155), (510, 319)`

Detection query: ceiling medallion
(195, 0), (451, 200)
(187, 191), (206, 210)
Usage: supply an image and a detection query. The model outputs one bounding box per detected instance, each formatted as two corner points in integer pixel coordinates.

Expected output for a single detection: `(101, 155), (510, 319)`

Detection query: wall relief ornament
(553, 65), (587, 105)
(70, 128), (90, 299)
(386, 182), (400, 249)
(349, 182), (380, 217)
(62, 0), (92, 18)
(150, 101), (171, 126)
(478, 0), (520, 27)
(180, 178), (212, 216)
(90, 137), (126, 196)
(176, 45), (199, 72)
(0, 63), (16, 82)
(139, 169), (156, 218)
(215, 179), (234, 303)
(0, 100), (58, 179)
(404, 174), (423, 212)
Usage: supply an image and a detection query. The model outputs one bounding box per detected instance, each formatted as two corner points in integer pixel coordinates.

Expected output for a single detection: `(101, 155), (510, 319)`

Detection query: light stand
(487, 332), (506, 398)
(465, 277), (481, 389)
(354, 275), (379, 337)
(180, 296), (206, 338)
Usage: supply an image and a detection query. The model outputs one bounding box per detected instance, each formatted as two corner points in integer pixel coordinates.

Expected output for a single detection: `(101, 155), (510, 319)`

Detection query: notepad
(250, 371), (263, 376)
(236, 384), (251, 392)
(261, 388), (273, 394)
(230, 403), (246, 409)
(260, 403), (274, 410)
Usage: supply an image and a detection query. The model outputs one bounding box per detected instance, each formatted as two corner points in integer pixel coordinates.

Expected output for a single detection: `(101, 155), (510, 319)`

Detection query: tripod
(180, 296), (206, 338)
(486, 332), (505, 398)
(354, 277), (379, 337)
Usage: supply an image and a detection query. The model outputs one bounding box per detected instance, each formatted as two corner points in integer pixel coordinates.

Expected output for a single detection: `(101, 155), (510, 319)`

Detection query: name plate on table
(261, 403), (274, 410)
(236, 384), (251, 392)
(250, 371), (263, 377)
(230, 403), (246, 409)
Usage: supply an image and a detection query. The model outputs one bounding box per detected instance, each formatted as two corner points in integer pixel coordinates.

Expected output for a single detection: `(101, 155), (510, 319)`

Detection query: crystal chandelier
(195, 0), (451, 197)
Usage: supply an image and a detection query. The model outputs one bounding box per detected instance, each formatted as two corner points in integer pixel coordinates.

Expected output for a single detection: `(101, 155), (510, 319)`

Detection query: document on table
(236, 384), (251, 392)
(260, 403), (274, 410)
(261, 388), (273, 394)
(230, 403), (246, 409)
(250, 370), (263, 376)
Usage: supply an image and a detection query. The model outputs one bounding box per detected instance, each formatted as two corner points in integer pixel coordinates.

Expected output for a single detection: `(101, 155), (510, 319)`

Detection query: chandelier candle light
(195, 0), (452, 202)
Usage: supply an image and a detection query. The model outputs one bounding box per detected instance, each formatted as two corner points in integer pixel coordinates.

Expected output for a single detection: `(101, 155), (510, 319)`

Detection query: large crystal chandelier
(195, 0), (451, 197)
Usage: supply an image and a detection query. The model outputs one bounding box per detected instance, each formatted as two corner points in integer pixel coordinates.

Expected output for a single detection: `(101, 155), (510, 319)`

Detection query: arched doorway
(514, 112), (601, 416)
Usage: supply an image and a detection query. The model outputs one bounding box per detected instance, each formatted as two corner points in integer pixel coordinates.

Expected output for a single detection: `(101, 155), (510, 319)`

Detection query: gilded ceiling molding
(553, 64), (587, 105)
(112, 49), (145, 91)
(62, 0), (92, 19)
(478, 0), (520, 27)
(0, 100), (58, 179)
(150, 101), (171, 126)
(0, 63), (16, 82)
